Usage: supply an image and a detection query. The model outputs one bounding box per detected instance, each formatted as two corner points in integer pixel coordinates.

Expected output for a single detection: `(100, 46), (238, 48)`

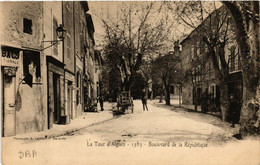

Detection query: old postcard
(1, 1), (260, 165)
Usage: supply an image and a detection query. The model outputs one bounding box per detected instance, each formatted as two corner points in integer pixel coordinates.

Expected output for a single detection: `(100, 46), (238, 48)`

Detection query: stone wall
(1, 2), (48, 134)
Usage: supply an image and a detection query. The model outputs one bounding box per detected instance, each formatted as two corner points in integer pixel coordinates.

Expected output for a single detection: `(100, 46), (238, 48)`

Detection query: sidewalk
(151, 98), (222, 118)
(149, 99), (241, 135)
(3, 106), (114, 140)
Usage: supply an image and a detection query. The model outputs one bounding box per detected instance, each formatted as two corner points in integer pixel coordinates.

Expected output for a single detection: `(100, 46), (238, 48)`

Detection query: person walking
(201, 90), (208, 113)
(142, 89), (148, 111)
(99, 96), (104, 111)
(229, 94), (238, 128)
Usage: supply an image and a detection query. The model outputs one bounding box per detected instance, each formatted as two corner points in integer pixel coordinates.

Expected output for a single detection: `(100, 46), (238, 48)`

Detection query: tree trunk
(223, 2), (260, 135)
(219, 44), (231, 122)
(193, 87), (198, 111)
(122, 75), (132, 91)
(179, 87), (181, 107)
(165, 85), (171, 105)
(219, 81), (230, 122)
(159, 90), (163, 103)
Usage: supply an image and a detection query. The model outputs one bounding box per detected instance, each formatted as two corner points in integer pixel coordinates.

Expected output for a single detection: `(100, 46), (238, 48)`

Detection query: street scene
(1, 1), (260, 165)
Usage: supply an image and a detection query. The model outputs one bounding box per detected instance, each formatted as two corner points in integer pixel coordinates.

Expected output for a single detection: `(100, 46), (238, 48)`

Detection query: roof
(86, 13), (95, 33)
(80, 1), (89, 12)
(180, 5), (226, 45)
(86, 13), (95, 45)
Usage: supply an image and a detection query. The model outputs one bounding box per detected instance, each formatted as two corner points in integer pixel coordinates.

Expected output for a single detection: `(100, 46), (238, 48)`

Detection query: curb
(5, 115), (115, 141)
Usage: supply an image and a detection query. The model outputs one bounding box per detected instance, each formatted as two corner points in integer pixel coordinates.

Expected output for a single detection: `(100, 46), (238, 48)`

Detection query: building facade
(1, 1), (99, 137)
(180, 5), (242, 113)
(84, 13), (96, 110)
(1, 2), (47, 136)
(63, 1), (76, 122)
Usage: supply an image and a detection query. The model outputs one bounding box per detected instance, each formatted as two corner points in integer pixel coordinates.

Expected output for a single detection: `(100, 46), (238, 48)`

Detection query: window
(197, 48), (200, 56)
(23, 50), (41, 82)
(80, 34), (84, 56)
(23, 18), (32, 34)
(194, 46), (197, 57)
(76, 72), (81, 105)
(200, 42), (206, 54)
(209, 84), (216, 98)
(53, 18), (58, 55)
(191, 47), (194, 60)
(67, 34), (71, 60)
(237, 50), (241, 70)
(208, 62), (214, 79)
(229, 46), (236, 72)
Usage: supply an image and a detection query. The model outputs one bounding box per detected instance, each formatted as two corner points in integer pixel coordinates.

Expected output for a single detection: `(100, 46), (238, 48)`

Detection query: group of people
(84, 95), (104, 112)
(97, 90), (241, 129)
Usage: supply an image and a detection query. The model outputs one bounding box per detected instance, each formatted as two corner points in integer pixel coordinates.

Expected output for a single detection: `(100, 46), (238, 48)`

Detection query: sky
(88, 1), (222, 51)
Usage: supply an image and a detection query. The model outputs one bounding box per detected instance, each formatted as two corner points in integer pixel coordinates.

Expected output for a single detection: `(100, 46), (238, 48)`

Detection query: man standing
(99, 96), (104, 111)
(142, 89), (148, 111)
(229, 94), (238, 128)
(201, 90), (209, 113)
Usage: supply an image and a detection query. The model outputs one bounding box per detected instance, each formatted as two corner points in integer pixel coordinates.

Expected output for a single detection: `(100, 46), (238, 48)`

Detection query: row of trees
(99, 1), (259, 136)
(170, 1), (259, 135)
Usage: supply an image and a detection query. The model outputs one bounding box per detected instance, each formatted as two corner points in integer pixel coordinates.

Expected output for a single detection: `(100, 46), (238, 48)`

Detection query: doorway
(67, 81), (73, 120)
(53, 74), (61, 124)
(2, 67), (16, 137)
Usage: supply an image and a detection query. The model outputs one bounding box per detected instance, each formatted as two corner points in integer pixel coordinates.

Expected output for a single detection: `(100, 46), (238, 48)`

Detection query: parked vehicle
(116, 91), (134, 114)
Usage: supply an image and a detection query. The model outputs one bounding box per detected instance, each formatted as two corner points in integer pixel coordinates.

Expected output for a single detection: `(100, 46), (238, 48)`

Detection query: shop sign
(1, 48), (20, 67)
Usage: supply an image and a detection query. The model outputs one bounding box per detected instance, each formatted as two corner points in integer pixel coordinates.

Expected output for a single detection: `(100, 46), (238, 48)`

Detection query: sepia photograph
(0, 1), (260, 165)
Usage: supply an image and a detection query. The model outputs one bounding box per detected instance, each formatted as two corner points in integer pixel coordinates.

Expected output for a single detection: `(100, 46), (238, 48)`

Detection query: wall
(0, 2), (42, 50)
(63, 1), (76, 120)
(74, 2), (87, 116)
(63, 1), (75, 73)
(180, 6), (241, 106)
(43, 1), (62, 62)
(0, 2), (48, 134)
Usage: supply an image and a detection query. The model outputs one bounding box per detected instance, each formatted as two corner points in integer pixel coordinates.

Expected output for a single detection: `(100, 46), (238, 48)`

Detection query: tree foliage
(152, 52), (184, 105)
(100, 2), (173, 91)
(166, 1), (239, 121)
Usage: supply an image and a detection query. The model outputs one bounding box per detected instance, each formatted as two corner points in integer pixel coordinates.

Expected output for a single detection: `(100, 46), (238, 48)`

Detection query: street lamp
(41, 24), (66, 50)
(56, 24), (66, 41)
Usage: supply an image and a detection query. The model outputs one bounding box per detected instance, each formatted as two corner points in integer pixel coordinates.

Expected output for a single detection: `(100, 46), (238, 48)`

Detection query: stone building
(1, 1), (97, 136)
(94, 50), (103, 103)
(43, 1), (65, 128)
(180, 5), (242, 112)
(1, 2), (47, 136)
(84, 13), (96, 109)
(63, 1), (76, 122)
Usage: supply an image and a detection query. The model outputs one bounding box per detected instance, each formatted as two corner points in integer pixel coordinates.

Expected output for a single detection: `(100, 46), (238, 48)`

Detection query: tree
(168, 1), (259, 135)
(137, 59), (153, 99)
(152, 51), (183, 105)
(100, 2), (172, 91)
(222, 1), (260, 135)
(166, 2), (239, 121)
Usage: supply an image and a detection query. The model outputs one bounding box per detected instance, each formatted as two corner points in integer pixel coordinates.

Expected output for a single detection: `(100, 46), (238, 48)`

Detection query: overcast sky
(88, 1), (222, 50)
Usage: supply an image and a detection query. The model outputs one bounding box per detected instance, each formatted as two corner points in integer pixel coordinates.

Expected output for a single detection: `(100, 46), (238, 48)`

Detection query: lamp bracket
(40, 40), (61, 51)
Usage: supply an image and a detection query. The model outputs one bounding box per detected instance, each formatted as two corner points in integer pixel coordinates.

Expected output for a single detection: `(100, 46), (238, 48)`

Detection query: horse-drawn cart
(116, 91), (134, 114)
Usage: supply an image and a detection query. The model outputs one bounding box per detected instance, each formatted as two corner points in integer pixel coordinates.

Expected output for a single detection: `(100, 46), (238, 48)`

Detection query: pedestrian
(229, 94), (238, 128)
(142, 89), (148, 111)
(201, 90), (208, 113)
(99, 96), (104, 111)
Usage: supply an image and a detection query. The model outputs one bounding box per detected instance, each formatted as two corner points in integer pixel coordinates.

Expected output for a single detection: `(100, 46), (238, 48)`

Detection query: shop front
(47, 56), (65, 128)
(1, 47), (20, 137)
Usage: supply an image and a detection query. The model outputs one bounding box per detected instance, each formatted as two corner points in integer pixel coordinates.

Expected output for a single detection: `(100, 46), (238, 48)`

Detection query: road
(67, 100), (235, 143)
(2, 100), (260, 165)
